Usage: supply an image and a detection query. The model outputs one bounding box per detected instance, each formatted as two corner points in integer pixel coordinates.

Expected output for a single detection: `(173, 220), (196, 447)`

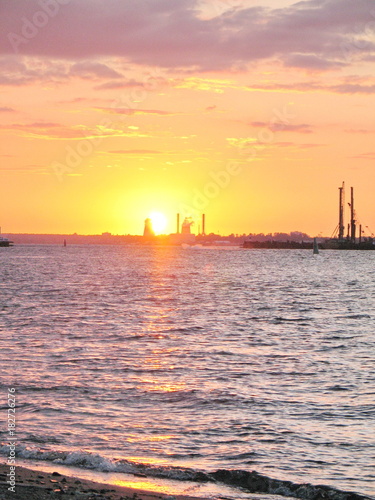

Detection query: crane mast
(338, 182), (345, 240)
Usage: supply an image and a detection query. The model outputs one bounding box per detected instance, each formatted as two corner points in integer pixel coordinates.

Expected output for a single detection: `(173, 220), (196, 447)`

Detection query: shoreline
(0, 461), (372, 500)
(0, 463), (213, 500)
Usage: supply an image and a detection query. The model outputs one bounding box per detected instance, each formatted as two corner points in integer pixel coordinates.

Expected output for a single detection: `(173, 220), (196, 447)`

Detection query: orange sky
(1, 0), (375, 236)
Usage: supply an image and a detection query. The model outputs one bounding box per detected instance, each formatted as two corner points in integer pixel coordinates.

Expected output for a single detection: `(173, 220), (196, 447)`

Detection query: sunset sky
(1, 0), (375, 236)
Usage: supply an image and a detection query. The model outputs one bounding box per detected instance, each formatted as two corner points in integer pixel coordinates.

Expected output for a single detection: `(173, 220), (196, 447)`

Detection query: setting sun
(149, 212), (168, 235)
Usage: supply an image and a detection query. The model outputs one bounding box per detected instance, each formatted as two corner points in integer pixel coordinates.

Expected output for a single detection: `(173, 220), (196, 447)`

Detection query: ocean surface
(1, 244), (374, 499)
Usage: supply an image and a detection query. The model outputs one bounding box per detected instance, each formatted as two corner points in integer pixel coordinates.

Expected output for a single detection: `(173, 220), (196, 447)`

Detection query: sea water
(0, 245), (374, 498)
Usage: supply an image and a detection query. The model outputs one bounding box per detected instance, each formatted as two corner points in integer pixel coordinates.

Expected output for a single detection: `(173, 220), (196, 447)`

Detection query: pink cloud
(283, 54), (347, 71)
(331, 83), (375, 94)
(345, 128), (373, 134)
(0, 106), (15, 112)
(94, 79), (147, 90)
(69, 61), (123, 79)
(246, 78), (375, 95)
(0, 56), (123, 86)
(0, 56), (68, 86)
(1, 0), (375, 71)
(0, 122), (83, 139)
(0, 122), (61, 131)
(350, 152), (375, 159)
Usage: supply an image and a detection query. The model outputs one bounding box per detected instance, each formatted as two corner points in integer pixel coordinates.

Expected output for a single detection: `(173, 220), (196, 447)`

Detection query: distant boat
(313, 237), (319, 255)
(0, 236), (13, 247)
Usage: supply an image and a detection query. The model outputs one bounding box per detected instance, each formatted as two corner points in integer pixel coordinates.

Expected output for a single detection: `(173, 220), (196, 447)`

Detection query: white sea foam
(0, 444), (373, 499)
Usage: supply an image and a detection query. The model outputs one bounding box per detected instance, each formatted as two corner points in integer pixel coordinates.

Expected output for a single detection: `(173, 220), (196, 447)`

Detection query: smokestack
(177, 213), (180, 234)
(350, 186), (356, 243)
(202, 214), (206, 235)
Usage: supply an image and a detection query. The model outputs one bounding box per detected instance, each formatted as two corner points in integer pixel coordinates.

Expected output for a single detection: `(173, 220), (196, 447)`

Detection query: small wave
(211, 469), (372, 500)
(0, 445), (208, 481)
(273, 317), (312, 323)
(0, 445), (371, 499)
(319, 344), (347, 351)
(25, 434), (62, 444)
(121, 333), (168, 341)
(165, 326), (204, 333)
(224, 452), (258, 461)
(326, 385), (352, 392)
(17, 385), (91, 394)
(337, 314), (371, 319)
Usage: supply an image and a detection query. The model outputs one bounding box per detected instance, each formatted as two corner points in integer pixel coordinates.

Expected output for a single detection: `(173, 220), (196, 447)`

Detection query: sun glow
(149, 212), (167, 235)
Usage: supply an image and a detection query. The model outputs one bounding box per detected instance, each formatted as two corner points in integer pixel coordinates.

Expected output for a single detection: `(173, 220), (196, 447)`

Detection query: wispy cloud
(283, 54), (348, 71)
(94, 78), (164, 90)
(0, 122), (150, 140)
(96, 107), (178, 116)
(0, 56), (67, 85)
(250, 122), (313, 134)
(345, 128), (373, 134)
(350, 152), (375, 159)
(0, 56), (124, 86)
(69, 61), (123, 79)
(330, 83), (375, 94)
(0, 106), (16, 112)
(273, 142), (324, 149)
(246, 79), (375, 95)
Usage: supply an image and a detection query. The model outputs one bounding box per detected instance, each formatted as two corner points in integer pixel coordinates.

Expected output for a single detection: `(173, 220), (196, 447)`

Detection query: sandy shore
(0, 464), (211, 500)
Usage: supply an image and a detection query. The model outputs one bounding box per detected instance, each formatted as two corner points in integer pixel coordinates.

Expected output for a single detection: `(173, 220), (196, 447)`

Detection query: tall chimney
(202, 214), (206, 235)
(176, 213), (180, 234)
(350, 186), (356, 243)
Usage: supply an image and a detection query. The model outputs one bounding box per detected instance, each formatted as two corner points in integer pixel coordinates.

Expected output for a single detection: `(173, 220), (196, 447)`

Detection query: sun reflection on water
(109, 479), (179, 494)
